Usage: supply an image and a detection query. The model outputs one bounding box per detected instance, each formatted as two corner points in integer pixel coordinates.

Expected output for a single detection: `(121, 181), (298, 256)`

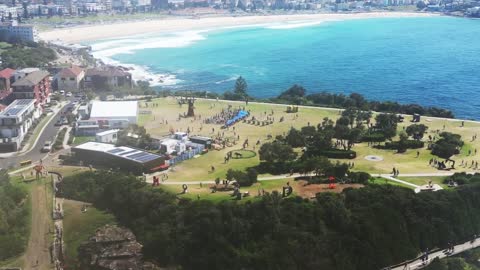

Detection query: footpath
(388, 237), (480, 270)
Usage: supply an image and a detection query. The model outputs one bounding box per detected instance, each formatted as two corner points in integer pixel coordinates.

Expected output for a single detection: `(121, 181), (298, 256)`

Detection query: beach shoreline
(39, 12), (437, 43)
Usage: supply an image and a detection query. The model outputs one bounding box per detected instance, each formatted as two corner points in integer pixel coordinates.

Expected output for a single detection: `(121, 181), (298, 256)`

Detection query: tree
(233, 76), (248, 98)
(374, 113), (398, 140)
(226, 168), (257, 187)
(406, 124), (428, 140)
(416, 0), (426, 9)
(22, 2), (28, 19)
(431, 132), (464, 159)
(277, 84), (306, 104)
(397, 131), (408, 153)
(285, 127), (304, 147)
(259, 141), (297, 164)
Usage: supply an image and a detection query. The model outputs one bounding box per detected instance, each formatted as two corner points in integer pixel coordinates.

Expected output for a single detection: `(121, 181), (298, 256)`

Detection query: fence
(167, 144), (205, 166)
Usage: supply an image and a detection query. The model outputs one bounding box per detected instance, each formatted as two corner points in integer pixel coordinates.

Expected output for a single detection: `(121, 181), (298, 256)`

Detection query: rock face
(78, 225), (157, 270)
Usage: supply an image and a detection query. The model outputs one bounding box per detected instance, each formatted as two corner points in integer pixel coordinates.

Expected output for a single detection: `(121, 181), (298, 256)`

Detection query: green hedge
(320, 149), (357, 159)
(362, 133), (387, 142)
(53, 127), (67, 151)
(378, 140), (425, 150)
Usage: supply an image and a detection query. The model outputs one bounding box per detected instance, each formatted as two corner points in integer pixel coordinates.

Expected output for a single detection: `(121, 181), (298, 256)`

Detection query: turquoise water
(91, 16), (480, 119)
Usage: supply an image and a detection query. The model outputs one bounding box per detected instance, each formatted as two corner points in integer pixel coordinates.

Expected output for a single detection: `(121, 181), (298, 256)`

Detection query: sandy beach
(39, 12), (437, 43)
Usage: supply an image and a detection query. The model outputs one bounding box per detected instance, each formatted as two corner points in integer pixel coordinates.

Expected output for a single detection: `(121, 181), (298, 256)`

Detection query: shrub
(320, 149), (357, 159)
(362, 133), (387, 142)
(376, 140), (425, 150)
(226, 168), (258, 187)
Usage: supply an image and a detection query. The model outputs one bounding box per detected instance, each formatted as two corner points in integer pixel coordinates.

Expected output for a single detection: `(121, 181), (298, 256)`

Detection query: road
(0, 99), (75, 169)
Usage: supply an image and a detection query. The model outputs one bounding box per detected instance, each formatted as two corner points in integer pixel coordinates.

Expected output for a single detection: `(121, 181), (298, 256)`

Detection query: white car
(66, 92), (72, 97)
(41, 141), (53, 153)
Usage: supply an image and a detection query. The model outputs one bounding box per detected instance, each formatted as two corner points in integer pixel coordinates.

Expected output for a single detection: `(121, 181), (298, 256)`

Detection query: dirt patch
(295, 180), (363, 199)
(23, 182), (53, 270)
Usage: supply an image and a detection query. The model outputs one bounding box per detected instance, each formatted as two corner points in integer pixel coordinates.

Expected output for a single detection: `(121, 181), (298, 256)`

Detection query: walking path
(23, 180), (53, 270)
(388, 237), (480, 270)
(146, 171), (476, 186)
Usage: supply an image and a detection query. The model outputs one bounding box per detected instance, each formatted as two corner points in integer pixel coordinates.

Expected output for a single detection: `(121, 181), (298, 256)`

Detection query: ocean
(90, 16), (480, 119)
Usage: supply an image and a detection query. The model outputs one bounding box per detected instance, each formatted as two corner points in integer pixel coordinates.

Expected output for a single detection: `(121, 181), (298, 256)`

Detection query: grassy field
(139, 97), (480, 182)
(72, 136), (95, 145)
(160, 178), (295, 202)
(63, 200), (116, 269)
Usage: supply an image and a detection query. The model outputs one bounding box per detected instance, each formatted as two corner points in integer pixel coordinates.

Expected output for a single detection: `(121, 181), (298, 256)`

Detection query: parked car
(54, 119), (63, 126)
(66, 92), (72, 97)
(41, 141), (52, 152)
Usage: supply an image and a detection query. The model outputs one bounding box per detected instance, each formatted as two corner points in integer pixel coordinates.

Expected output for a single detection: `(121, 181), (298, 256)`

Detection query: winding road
(0, 99), (75, 170)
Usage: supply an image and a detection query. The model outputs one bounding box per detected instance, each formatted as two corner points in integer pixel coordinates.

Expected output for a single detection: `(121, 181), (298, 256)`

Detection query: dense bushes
(320, 149), (357, 159)
(362, 132), (387, 142)
(444, 173), (480, 186)
(0, 171), (29, 261)
(0, 43), (57, 69)
(59, 171), (480, 270)
(376, 140), (425, 150)
(53, 127), (67, 151)
(226, 168), (258, 187)
(431, 132), (464, 159)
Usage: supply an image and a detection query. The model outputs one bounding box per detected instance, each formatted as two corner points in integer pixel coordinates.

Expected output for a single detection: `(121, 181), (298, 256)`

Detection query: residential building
(12, 70), (51, 106)
(0, 20), (38, 42)
(0, 99), (40, 152)
(112, 0), (131, 9)
(13, 68), (40, 81)
(55, 65), (85, 91)
(84, 66), (132, 89)
(0, 68), (15, 92)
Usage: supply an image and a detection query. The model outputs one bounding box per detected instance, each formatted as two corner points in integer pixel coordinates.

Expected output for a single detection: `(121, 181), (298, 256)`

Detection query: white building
(0, 99), (39, 152)
(0, 20), (38, 43)
(95, 129), (119, 144)
(89, 100), (138, 129)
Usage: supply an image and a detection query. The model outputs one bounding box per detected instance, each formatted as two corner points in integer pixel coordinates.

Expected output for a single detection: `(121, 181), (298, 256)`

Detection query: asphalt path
(0, 98), (75, 169)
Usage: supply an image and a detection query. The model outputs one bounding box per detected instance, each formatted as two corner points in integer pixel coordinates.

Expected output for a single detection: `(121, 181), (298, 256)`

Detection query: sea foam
(91, 30), (207, 86)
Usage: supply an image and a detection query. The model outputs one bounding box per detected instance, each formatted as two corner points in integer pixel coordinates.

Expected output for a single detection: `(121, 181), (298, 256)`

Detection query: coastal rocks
(78, 225), (159, 270)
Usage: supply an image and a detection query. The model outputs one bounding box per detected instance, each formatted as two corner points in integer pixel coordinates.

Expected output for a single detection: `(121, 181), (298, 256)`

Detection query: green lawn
(63, 200), (116, 269)
(72, 136), (95, 145)
(160, 178), (294, 203)
(369, 177), (415, 189)
(139, 97), (480, 182)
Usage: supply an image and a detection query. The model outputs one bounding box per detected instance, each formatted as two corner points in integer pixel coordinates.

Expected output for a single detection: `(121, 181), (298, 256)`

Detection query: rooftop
(74, 142), (163, 164)
(0, 68), (15, 79)
(86, 66), (131, 78)
(57, 65), (84, 78)
(96, 129), (120, 136)
(12, 70), (49, 87)
(89, 101), (138, 119)
(0, 99), (35, 117)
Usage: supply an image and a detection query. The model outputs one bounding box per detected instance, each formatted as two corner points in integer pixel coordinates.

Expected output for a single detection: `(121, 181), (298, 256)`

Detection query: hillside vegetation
(59, 171), (480, 270)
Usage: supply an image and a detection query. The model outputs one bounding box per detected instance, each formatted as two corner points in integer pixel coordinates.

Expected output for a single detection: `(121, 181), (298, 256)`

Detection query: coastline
(39, 12), (437, 43)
